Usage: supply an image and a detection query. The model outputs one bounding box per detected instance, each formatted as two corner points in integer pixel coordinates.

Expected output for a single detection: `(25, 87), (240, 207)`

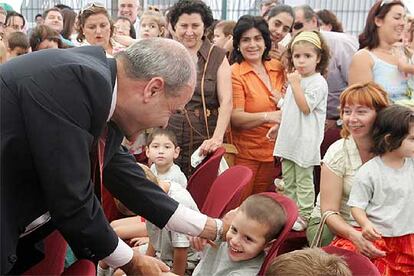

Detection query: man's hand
(121, 250), (170, 275)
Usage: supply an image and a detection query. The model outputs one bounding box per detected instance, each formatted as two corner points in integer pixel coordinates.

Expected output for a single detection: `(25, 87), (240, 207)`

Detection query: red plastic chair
(62, 259), (96, 276)
(23, 230), (67, 275)
(258, 192), (299, 275)
(277, 230), (308, 255)
(23, 230), (95, 275)
(322, 246), (381, 276)
(187, 147), (226, 209)
(201, 165), (253, 218)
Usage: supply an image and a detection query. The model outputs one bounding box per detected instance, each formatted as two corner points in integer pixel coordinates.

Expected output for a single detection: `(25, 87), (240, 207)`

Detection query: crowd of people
(1, 0), (414, 275)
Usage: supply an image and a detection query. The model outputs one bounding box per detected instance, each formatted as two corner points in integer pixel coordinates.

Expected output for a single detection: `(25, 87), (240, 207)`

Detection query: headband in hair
(291, 31), (322, 50)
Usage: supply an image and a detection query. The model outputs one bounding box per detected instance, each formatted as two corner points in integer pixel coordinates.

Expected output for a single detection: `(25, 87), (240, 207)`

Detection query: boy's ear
(160, 26), (166, 37)
(384, 133), (392, 145)
(263, 238), (276, 254)
(174, 146), (180, 159)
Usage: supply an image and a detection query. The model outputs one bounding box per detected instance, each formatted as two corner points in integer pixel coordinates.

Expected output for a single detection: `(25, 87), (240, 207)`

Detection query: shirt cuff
(165, 204), (207, 236)
(102, 237), (133, 268)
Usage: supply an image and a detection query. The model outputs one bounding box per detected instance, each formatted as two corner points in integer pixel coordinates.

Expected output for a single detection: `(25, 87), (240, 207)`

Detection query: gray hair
(115, 38), (196, 96)
(294, 5), (317, 21)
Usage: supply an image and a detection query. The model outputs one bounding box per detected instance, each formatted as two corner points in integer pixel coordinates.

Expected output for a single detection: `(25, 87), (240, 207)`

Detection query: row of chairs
(23, 147), (379, 275)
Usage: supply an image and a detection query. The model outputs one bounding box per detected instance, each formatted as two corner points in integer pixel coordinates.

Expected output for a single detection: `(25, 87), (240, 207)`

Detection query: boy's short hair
(7, 31), (29, 50)
(42, 7), (62, 21)
(372, 105), (414, 155)
(266, 247), (352, 276)
(215, 20), (236, 37)
(146, 128), (178, 147)
(239, 194), (286, 242)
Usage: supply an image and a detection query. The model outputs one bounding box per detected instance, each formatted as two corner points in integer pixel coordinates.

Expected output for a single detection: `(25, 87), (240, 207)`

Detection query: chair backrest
(258, 192), (299, 275)
(23, 230), (67, 275)
(201, 165), (252, 218)
(187, 147), (226, 209)
(322, 246), (381, 276)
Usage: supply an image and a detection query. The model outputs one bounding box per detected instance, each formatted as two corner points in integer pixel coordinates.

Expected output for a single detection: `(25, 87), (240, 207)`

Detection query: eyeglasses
(81, 2), (106, 13)
(293, 22), (304, 30)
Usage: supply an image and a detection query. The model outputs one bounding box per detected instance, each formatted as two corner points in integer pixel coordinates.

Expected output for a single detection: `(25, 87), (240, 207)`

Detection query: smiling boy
(193, 194), (286, 276)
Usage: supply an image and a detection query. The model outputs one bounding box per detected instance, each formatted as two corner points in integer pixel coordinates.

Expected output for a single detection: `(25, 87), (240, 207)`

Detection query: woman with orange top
(230, 15), (285, 199)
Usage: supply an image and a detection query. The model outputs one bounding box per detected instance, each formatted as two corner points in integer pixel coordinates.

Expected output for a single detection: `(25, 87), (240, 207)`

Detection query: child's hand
(266, 124), (280, 141)
(129, 236), (149, 247)
(269, 44), (286, 60)
(190, 236), (209, 251)
(287, 70), (302, 85)
(362, 221), (382, 241)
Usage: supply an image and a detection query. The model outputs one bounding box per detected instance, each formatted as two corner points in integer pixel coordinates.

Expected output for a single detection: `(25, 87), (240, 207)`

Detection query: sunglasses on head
(148, 5), (160, 12)
(81, 2), (106, 13)
(380, 0), (396, 7)
(293, 22), (304, 30)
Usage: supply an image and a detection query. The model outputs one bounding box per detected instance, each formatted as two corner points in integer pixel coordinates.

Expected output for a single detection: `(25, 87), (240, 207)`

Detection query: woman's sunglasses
(293, 22), (304, 30)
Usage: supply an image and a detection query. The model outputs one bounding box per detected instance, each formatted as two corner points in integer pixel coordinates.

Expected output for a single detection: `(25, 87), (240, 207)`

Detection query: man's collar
(107, 78), (117, 122)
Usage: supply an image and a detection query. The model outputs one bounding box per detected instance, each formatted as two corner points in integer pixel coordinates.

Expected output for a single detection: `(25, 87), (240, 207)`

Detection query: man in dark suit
(1, 38), (224, 275)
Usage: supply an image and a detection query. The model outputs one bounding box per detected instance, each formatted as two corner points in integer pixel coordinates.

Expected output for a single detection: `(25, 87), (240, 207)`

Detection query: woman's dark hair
(116, 16), (136, 39)
(168, 0), (214, 31)
(316, 9), (343, 32)
(230, 15), (272, 64)
(76, 5), (113, 43)
(61, 8), (76, 39)
(267, 4), (295, 25)
(358, 1), (405, 50)
(372, 105), (414, 155)
(286, 30), (330, 75)
(29, 24), (64, 51)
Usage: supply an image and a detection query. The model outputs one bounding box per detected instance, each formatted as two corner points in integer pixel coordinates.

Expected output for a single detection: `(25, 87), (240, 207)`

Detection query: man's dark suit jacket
(0, 46), (178, 274)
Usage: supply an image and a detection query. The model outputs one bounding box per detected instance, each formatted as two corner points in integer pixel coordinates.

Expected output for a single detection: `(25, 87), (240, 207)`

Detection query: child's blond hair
(140, 10), (166, 37)
(266, 247), (352, 276)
